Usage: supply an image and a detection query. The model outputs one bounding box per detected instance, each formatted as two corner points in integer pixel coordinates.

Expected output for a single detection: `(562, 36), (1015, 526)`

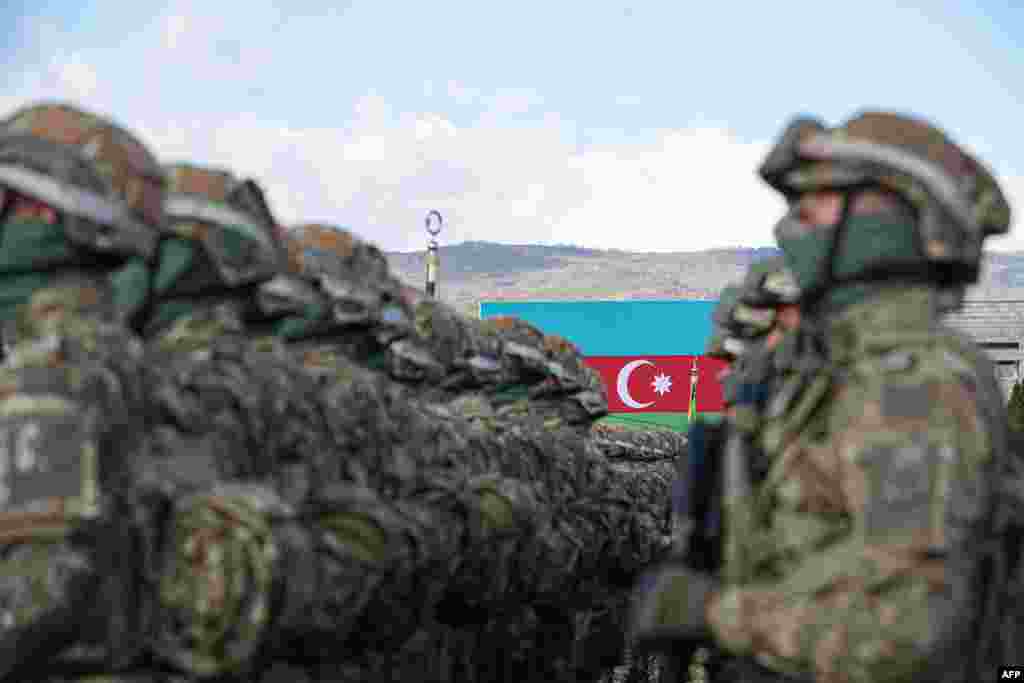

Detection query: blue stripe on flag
(478, 300), (717, 356)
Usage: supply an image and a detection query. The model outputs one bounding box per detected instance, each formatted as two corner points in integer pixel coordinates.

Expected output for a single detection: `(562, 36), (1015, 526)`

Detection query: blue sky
(4, 1), (1023, 253)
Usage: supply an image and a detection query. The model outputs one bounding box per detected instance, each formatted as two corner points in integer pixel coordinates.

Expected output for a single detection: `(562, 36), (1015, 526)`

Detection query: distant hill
(385, 241), (1024, 316)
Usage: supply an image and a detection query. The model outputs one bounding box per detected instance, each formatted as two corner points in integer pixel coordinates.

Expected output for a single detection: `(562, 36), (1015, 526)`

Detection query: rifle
(658, 417), (727, 683)
(674, 417), (726, 574)
(668, 360), (775, 681)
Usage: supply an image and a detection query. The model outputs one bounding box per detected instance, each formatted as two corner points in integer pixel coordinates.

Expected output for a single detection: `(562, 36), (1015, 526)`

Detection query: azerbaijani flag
(584, 354), (727, 413)
(478, 300), (726, 430)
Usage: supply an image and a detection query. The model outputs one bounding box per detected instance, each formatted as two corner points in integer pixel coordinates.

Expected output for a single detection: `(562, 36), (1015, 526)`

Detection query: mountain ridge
(384, 241), (1024, 315)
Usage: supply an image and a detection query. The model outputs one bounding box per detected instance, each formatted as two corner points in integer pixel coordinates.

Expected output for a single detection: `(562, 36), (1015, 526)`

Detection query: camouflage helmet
(739, 256), (801, 307)
(707, 286), (755, 360)
(285, 223), (391, 284)
(710, 286), (741, 328)
(279, 224), (410, 329)
(706, 325), (748, 361)
(759, 111), (1011, 283)
(713, 284), (776, 340)
(0, 101), (165, 260)
(162, 163), (284, 289)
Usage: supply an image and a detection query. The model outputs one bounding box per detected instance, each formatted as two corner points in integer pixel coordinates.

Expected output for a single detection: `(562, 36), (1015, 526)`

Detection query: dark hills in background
(385, 241), (1024, 316)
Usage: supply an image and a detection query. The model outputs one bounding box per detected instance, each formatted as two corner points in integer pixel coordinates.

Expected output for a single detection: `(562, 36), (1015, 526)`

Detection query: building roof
(945, 300), (1024, 344)
(980, 348), (1022, 363)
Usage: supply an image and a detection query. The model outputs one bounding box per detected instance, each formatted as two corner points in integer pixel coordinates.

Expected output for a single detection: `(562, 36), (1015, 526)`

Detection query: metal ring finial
(425, 210), (443, 238)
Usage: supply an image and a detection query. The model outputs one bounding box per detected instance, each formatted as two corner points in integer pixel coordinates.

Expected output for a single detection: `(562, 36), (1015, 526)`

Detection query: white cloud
(482, 89), (544, 117)
(162, 13), (190, 50)
(613, 95), (645, 107)
(50, 53), (99, 99)
(127, 97), (1024, 255)
(559, 127), (782, 251)
(133, 103), (783, 253)
(446, 80), (481, 106)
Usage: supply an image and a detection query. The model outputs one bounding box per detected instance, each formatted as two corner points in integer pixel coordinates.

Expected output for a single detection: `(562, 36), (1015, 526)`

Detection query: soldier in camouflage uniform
(631, 111), (1013, 683)
(264, 222), (608, 434)
(255, 223), (676, 682)
(654, 266), (800, 681)
(267, 220), (681, 469)
(673, 271), (800, 564)
(0, 102), (171, 681)
(133, 167), (564, 682)
(0, 127), (534, 681)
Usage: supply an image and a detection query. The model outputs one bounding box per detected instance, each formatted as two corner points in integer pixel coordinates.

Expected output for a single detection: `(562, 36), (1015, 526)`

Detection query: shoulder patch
(859, 436), (938, 543)
(0, 392), (97, 519)
(880, 382), (933, 420)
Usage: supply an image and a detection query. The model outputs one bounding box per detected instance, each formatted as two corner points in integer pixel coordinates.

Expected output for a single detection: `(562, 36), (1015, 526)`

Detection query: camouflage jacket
(706, 287), (1008, 683)
(0, 275), (165, 682)
(142, 300), (672, 679)
(0, 290), (534, 681)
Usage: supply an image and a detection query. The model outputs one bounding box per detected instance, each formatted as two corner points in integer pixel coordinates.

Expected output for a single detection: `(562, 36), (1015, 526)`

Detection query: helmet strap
(126, 232), (173, 336)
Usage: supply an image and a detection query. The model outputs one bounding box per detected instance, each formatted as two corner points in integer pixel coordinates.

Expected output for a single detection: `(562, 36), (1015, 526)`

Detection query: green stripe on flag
(597, 412), (722, 432)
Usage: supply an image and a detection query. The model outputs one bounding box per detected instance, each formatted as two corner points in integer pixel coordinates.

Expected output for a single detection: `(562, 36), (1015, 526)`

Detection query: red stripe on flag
(584, 355), (728, 413)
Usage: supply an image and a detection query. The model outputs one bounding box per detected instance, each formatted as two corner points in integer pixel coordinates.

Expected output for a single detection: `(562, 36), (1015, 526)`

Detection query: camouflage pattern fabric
(140, 218), (668, 680)
(269, 224), (608, 435)
(0, 279), (159, 682)
(0, 149), (538, 679)
(415, 308), (608, 433)
(143, 335), (543, 677)
(760, 112), (1011, 310)
(591, 423), (689, 462)
(142, 163), (283, 341)
(706, 282), (778, 364)
(723, 109), (1017, 682)
(343, 439), (671, 683)
(267, 225), (687, 681)
(138, 195), (555, 677)
(739, 256), (800, 308)
(0, 275), (546, 682)
(0, 103), (173, 683)
(2, 102), (166, 235)
(146, 336), (673, 680)
(706, 287), (1007, 683)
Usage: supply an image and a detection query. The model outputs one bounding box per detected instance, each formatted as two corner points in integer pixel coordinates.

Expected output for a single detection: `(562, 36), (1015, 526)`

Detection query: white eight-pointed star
(652, 373), (672, 396)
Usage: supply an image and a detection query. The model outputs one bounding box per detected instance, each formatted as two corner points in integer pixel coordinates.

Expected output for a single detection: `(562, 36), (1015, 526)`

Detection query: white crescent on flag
(616, 359), (655, 409)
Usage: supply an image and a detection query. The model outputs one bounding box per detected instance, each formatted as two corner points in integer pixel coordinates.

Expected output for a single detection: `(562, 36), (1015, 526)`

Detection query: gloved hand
(628, 562), (718, 658)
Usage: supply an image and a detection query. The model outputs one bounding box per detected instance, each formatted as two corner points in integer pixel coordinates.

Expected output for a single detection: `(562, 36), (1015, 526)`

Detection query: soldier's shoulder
(857, 323), (994, 389)
(842, 325), (1004, 442)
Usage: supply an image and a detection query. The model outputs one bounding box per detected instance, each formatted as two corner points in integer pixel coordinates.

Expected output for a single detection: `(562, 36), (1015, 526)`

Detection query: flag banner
(478, 300), (726, 418)
(479, 300), (717, 356)
(584, 355), (728, 413)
